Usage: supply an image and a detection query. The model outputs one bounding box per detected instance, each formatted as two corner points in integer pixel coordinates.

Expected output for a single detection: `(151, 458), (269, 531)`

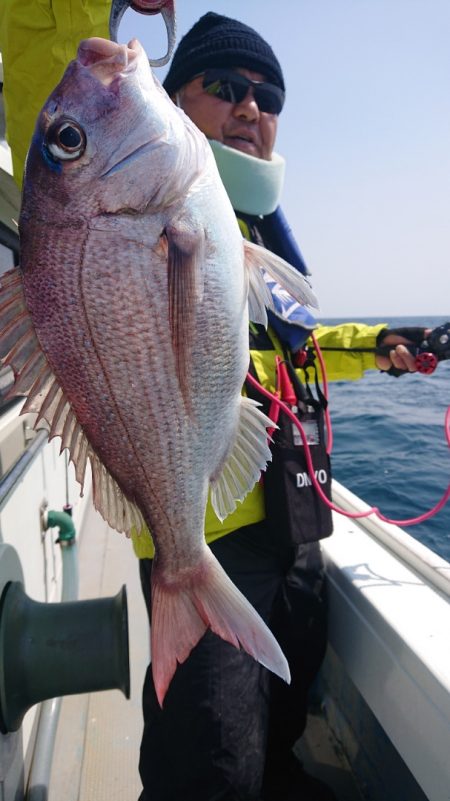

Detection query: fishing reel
(408, 322), (450, 375)
(376, 322), (450, 375)
(414, 322), (450, 374)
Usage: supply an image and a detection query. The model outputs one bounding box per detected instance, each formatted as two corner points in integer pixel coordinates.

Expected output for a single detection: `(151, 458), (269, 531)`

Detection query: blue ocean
(320, 316), (450, 562)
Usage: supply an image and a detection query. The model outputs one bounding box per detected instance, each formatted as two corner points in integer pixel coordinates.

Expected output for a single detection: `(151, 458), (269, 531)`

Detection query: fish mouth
(74, 38), (163, 179)
(77, 37), (143, 85)
(100, 136), (163, 178)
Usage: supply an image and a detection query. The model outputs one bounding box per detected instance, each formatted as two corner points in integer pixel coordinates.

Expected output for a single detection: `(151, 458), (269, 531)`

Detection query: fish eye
(46, 120), (86, 161)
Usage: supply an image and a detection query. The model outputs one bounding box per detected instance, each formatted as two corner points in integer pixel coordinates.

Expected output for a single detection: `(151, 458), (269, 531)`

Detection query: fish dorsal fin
(210, 396), (274, 522)
(165, 222), (205, 411)
(244, 240), (318, 321)
(0, 267), (145, 537)
(0, 269), (54, 407)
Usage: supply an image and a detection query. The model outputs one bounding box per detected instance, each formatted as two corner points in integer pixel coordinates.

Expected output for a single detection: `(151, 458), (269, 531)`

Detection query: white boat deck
(48, 500), (147, 801)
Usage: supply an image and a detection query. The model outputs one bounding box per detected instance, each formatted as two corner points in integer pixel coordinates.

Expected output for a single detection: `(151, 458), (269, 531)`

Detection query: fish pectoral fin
(210, 396), (274, 522)
(164, 222), (205, 407)
(151, 547), (290, 707)
(243, 240), (319, 316)
(246, 256), (272, 327)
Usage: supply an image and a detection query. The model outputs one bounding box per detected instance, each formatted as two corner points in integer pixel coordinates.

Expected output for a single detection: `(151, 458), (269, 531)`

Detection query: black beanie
(163, 12), (285, 96)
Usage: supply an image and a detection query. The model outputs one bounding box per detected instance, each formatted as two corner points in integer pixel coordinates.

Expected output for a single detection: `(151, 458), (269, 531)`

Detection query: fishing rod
(310, 322), (450, 456)
(313, 321), (450, 376)
(246, 320), (450, 528)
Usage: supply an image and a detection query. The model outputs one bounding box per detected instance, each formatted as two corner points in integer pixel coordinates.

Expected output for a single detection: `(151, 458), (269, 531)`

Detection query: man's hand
(375, 329), (432, 373)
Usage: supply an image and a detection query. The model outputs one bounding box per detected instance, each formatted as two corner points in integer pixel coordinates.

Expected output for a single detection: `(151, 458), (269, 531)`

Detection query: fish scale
(63, 224), (218, 547)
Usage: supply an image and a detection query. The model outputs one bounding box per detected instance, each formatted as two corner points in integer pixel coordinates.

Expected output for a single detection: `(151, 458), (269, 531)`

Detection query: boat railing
(0, 421), (48, 513)
(331, 479), (450, 598)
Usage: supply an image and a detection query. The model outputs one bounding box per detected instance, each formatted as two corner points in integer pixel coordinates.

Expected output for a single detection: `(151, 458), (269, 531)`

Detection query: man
(0, 7), (430, 801)
(134, 13), (428, 801)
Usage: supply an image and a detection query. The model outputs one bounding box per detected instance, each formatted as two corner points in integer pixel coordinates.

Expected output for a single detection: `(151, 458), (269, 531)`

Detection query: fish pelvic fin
(244, 240), (319, 322)
(165, 222), (205, 413)
(151, 547), (290, 707)
(210, 396), (274, 522)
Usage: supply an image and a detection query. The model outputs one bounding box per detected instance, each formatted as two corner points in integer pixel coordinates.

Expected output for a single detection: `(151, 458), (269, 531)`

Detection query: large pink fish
(0, 38), (317, 704)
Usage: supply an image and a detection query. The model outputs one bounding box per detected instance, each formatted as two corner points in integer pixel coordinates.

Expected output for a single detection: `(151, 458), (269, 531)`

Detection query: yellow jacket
(131, 320), (386, 559)
(0, 0), (110, 184)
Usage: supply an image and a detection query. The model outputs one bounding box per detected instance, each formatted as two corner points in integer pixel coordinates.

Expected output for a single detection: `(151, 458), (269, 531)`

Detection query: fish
(109, 0), (176, 65)
(0, 37), (318, 705)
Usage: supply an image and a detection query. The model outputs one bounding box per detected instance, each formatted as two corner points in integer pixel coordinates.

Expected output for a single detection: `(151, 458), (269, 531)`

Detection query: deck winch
(0, 542), (130, 733)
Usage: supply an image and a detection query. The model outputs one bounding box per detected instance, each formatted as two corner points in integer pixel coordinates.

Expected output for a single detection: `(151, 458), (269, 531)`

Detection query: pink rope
(246, 372), (450, 527)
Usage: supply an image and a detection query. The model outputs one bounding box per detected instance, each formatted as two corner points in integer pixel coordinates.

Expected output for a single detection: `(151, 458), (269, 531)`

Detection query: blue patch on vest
(265, 278), (317, 351)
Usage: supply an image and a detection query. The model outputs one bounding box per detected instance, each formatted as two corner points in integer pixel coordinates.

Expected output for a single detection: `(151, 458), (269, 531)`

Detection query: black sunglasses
(201, 69), (285, 115)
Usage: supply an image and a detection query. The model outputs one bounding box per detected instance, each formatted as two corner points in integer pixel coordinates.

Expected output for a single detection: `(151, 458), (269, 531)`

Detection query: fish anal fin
(151, 547), (290, 707)
(243, 240), (318, 316)
(164, 222), (205, 410)
(89, 451), (145, 537)
(210, 396), (274, 522)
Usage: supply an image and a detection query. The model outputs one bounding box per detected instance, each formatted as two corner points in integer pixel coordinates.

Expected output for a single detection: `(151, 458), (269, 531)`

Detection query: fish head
(21, 37), (205, 224)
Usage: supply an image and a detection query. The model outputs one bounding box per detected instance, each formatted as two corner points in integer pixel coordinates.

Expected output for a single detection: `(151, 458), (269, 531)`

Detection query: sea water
(320, 316), (450, 562)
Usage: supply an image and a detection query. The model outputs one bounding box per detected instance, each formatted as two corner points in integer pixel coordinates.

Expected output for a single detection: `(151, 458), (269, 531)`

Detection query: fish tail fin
(151, 548), (290, 706)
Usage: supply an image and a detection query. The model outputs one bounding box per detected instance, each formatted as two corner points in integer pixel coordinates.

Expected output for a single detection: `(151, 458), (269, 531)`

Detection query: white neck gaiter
(208, 139), (285, 216)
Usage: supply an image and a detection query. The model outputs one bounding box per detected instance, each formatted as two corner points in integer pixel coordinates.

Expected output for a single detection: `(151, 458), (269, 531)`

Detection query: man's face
(176, 68), (278, 161)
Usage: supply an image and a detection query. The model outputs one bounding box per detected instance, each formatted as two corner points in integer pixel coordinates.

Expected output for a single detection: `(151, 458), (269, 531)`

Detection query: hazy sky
(120, 1), (450, 318)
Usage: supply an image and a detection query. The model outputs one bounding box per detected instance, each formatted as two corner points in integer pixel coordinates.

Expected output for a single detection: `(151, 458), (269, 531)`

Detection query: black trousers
(138, 521), (328, 801)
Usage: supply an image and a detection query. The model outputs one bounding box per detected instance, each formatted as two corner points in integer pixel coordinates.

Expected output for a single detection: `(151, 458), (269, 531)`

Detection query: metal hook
(109, 0), (177, 67)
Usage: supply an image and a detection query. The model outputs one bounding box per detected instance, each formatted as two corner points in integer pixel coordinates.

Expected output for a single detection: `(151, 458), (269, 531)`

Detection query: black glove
(376, 323), (450, 376)
(375, 327), (426, 376)
(376, 327), (427, 347)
